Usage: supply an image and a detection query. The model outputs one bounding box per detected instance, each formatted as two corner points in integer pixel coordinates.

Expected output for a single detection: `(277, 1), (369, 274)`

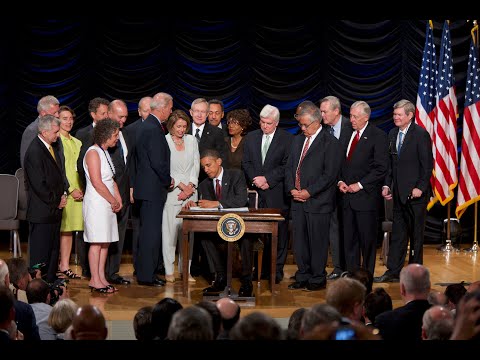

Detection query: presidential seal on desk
(217, 213), (245, 242)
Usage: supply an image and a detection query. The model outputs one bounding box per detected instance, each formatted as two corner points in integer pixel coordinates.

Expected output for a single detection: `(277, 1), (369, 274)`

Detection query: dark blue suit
(242, 128), (293, 280)
(133, 114), (171, 283)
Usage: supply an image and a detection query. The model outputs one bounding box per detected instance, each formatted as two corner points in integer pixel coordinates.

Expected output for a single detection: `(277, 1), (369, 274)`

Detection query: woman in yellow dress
(58, 105), (83, 279)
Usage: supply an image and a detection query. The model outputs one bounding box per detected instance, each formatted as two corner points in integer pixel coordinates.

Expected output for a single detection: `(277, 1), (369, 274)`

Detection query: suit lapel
(221, 169), (230, 196)
(254, 131), (264, 166)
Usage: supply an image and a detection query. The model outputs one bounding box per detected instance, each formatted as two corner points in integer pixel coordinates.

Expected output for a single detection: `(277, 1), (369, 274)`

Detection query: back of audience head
(48, 299), (78, 336)
(195, 300), (222, 339)
(5, 258), (31, 291)
(230, 312), (284, 340)
(151, 297), (183, 340)
(71, 305), (107, 340)
(167, 306), (213, 340)
(427, 290), (448, 306)
(286, 307), (306, 340)
(26, 278), (49, 304)
(363, 287), (393, 325)
(467, 280), (480, 294)
(300, 303), (342, 340)
(421, 305), (454, 340)
(444, 283), (467, 311)
(400, 264), (430, 300)
(216, 297), (241, 332)
(0, 286), (15, 334)
(326, 277), (366, 321)
(450, 289), (480, 340)
(133, 306), (153, 341)
(341, 268), (373, 294)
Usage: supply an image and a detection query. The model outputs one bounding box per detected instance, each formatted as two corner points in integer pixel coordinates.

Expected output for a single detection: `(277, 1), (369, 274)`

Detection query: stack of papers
(188, 207), (249, 212)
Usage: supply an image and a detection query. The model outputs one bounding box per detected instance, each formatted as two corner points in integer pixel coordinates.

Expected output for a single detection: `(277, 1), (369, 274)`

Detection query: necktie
(215, 178), (222, 200)
(48, 145), (56, 163)
(328, 125), (335, 136)
(161, 121), (167, 134)
(347, 131), (360, 161)
(397, 131), (404, 156)
(295, 136), (311, 190)
(261, 135), (271, 164)
(195, 128), (201, 142)
(118, 131), (125, 164)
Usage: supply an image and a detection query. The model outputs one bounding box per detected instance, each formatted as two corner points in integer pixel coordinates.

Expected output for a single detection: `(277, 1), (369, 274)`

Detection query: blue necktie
(397, 131), (404, 155)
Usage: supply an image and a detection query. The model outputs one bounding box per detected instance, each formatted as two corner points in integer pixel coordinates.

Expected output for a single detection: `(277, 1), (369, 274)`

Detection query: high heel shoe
(89, 286), (113, 293)
(165, 274), (175, 283)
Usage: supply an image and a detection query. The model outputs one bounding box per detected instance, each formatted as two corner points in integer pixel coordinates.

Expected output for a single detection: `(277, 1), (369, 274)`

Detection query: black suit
(105, 128), (133, 280)
(328, 116), (353, 275)
(14, 299), (40, 341)
(24, 137), (65, 282)
(285, 128), (341, 286)
(73, 123), (94, 275)
(133, 114), (171, 283)
(384, 123), (433, 276)
(242, 128), (293, 280)
(198, 168), (251, 281)
(190, 122), (227, 181)
(374, 299), (430, 340)
(339, 123), (388, 275)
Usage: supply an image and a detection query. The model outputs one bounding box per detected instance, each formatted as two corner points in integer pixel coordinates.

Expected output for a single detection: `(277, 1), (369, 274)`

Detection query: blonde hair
(48, 298), (78, 333)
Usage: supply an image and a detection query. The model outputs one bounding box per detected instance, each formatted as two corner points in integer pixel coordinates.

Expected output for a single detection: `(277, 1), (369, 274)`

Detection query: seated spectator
(151, 297), (183, 340)
(427, 290), (448, 306)
(363, 287), (392, 327)
(444, 283), (467, 314)
(195, 301), (222, 339)
(167, 306), (213, 340)
(48, 298), (78, 340)
(299, 303), (341, 340)
(0, 286), (17, 342)
(286, 307), (306, 340)
(450, 289), (480, 340)
(230, 312), (284, 340)
(326, 277), (367, 322)
(26, 279), (56, 340)
(133, 306), (153, 341)
(71, 305), (108, 340)
(216, 297), (240, 340)
(421, 305), (454, 340)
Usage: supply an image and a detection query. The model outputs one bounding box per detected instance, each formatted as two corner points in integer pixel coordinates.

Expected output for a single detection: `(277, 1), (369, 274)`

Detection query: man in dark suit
(74, 97), (110, 278)
(338, 101), (388, 276)
(374, 264), (431, 340)
(105, 99), (132, 285)
(125, 96), (152, 274)
(375, 100), (433, 283)
(285, 101), (341, 291)
(242, 104), (293, 284)
(208, 99), (229, 137)
(320, 96), (354, 280)
(133, 92), (173, 287)
(24, 115), (67, 284)
(189, 98), (228, 279)
(185, 149), (251, 296)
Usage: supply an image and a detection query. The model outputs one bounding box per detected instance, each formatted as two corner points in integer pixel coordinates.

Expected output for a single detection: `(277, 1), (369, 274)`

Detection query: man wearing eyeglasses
(285, 101), (341, 291)
(338, 101), (388, 277)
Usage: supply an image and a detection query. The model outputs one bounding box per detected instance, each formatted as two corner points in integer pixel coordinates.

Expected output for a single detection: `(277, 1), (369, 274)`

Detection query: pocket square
(363, 136), (368, 139)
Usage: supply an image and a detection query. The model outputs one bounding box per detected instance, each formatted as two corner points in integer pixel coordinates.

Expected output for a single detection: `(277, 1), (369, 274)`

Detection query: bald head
(71, 305), (108, 340)
(216, 297), (239, 320)
(422, 305), (454, 340)
(400, 264), (430, 300)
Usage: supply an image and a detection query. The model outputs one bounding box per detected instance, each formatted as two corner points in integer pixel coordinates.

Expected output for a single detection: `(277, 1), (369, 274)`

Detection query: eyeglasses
(227, 119), (239, 126)
(299, 121), (316, 130)
(192, 109), (208, 115)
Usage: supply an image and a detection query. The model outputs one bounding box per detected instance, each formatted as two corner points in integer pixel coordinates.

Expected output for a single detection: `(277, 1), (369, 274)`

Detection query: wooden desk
(177, 209), (285, 296)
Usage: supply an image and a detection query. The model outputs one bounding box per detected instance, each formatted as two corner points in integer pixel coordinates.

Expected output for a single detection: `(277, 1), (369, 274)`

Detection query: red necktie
(295, 136), (311, 190)
(215, 178), (222, 200)
(347, 131), (360, 161)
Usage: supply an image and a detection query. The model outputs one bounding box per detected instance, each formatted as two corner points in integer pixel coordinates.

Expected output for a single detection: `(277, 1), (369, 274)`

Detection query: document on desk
(188, 207), (218, 211)
(188, 207), (249, 212)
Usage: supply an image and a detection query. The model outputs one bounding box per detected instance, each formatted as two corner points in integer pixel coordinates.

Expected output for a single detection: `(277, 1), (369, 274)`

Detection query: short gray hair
(37, 95), (59, 114)
(259, 104), (280, 122)
(151, 92), (173, 110)
(38, 115), (60, 133)
(351, 101), (371, 118)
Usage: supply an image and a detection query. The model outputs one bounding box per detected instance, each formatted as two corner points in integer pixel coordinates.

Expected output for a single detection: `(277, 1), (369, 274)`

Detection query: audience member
(83, 118), (122, 293)
(5, 258), (32, 303)
(133, 306), (153, 341)
(25, 279), (56, 340)
(286, 307), (306, 340)
(151, 297), (183, 340)
(216, 297), (240, 340)
(342, 268), (373, 294)
(71, 304), (108, 340)
(374, 264), (431, 340)
(444, 283), (467, 313)
(450, 289), (480, 340)
(286, 101), (341, 291)
(427, 290), (448, 306)
(375, 100), (433, 283)
(195, 300), (222, 340)
(230, 312), (284, 340)
(363, 287), (392, 327)
(421, 305), (454, 340)
(48, 298), (78, 340)
(299, 303), (342, 340)
(167, 306), (213, 340)
(0, 286), (17, 342)
(326, 277), (367, 322)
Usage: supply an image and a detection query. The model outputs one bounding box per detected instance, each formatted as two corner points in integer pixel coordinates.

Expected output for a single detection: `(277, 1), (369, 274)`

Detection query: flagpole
(443, 203), (454, 252)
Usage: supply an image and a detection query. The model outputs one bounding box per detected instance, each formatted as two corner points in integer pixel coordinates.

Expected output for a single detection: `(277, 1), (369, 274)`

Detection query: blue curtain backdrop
(0, 18), (473, 241)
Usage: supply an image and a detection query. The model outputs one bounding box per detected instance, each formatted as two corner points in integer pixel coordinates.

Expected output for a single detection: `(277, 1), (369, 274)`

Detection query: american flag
(431, 20), (458, 208)
(456, 33), (480, 219)
(416, 21), (437, 139)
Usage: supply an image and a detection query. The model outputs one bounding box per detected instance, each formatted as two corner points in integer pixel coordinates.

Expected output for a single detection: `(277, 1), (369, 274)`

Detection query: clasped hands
(252, 176), (270, 190)
(290, 188), (310, 202)
(338, 181), (360, 194)
(177, 182), (196, 201)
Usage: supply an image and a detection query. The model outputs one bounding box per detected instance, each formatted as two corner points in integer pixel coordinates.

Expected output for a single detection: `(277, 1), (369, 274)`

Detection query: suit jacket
(108, 129), (132, 208)
(337, 115), (354, 155)
(242, 129), (293, 209)
(385, 123), (433, 204)
(14, 300), (40, 341)
(74, 124), (94, 191)
(190, 122), (227, 170)
(374, 299), (431, 341)
(24, 137), (65, 223)
(340, 123), (388, 211)
(198, 168), (248, 208)
(285, 129), (341, 213)
(133, 114), (171, 201)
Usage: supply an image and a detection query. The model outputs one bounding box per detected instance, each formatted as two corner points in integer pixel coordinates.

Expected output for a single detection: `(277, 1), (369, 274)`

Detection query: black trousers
(29, 221), (61, 283)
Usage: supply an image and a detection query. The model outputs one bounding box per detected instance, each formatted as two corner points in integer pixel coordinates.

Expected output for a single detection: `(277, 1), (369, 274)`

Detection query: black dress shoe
(373, 273), (400, 283)
(304, 282), (326, 291)
(138, 278), (166, 287)
(327, 272), (341, 281)
(109, 276), (131, 285)
(238, 282), (253, 297)
(288, 281), (308, 290)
